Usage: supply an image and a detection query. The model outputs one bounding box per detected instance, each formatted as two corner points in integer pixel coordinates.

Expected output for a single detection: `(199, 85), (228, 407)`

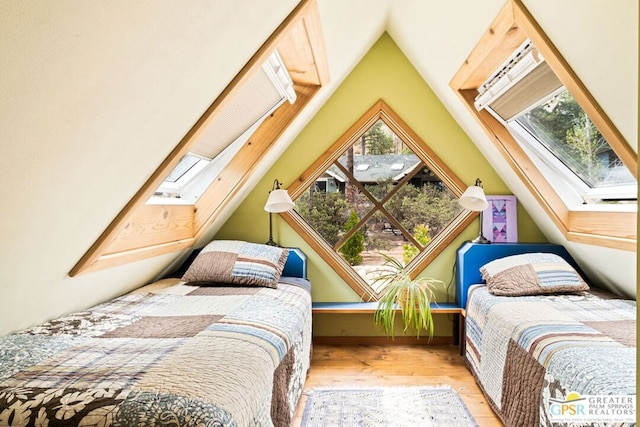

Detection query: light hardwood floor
(292, 344), (503, 426)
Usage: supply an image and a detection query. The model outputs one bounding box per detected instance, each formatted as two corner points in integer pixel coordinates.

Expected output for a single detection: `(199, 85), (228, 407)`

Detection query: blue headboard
(282, 247), (307, 279)
(173, 245), (307, 280)
(455, 242), (581, 308)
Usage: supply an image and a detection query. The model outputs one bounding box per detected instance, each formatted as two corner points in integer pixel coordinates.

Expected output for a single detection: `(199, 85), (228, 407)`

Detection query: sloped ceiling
(0, 0), (636, 335)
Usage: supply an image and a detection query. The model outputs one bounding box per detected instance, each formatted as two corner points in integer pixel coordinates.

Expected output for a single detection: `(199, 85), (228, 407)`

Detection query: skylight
(511, 90), (636, 198)
(450, 0), (636, 252)
(69, 0), (329, 276)
(155, 154), (210, 197)
(476, 40), (636, 203)
(150, 49), (296, 203)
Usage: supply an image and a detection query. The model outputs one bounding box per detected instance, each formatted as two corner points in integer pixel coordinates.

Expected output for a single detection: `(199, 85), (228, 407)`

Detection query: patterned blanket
(0, 277), (312, 426)
(465, 286), (636, 427)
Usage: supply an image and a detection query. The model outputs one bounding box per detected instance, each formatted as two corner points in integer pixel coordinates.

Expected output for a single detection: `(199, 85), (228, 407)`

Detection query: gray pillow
(480, 252), (589, 296)
(182, 240), (289, 288)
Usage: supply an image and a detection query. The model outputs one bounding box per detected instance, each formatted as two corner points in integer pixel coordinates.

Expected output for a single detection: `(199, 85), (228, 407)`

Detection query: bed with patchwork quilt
(456, 242), (636, 427)
(0, 240), (312, 427)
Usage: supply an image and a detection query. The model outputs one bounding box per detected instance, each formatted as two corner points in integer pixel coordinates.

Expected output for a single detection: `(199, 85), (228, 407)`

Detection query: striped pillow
(182, 240), (289, 288)
(480, 252), (589, 296)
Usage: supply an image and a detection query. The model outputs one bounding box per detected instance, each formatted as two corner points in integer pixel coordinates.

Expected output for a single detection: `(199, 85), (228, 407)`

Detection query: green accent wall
(216, 32), (546, 337)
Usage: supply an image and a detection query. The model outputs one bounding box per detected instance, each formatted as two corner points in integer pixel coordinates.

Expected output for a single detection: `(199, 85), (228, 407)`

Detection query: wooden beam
(104, 204), (194, 254)
(277, 0), (330, 86)
(568, 207), (637, 253)
(79, 238), (195, 275)
(449, 1), (525, 91)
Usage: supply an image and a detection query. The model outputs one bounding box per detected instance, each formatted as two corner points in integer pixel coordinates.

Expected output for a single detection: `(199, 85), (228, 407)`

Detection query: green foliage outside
(295, 190), (350, 246)
(339, 210), (364, 265)
(295, 119), (463, 270)
(363, 121), (394, 155)
(402, 224), (431, 264)
(296, 180), (461, 258)
(565, 113), (606, 180)
(521, 90), (608, 184)
(364, 232), (391, 252)
(365, 178), (393, 200)
(384, 183), (461, 237)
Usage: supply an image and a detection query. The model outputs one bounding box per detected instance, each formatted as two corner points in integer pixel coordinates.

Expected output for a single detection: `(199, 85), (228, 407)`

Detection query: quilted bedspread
(0, 277), (312, 427)
(465, 286), (636, 427)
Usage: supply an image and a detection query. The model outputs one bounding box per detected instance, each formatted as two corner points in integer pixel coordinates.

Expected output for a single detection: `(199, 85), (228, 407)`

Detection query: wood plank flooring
(292, 344), (503, 426)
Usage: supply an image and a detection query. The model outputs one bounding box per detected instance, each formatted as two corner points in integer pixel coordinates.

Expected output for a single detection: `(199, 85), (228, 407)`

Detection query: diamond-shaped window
(280, 100), (475, 300)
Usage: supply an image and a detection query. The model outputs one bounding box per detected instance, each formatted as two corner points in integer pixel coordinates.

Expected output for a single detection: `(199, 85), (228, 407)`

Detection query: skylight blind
(473, 40), (564, 122)
(489, 61), (563, 121)
(189, 67), (284, 159)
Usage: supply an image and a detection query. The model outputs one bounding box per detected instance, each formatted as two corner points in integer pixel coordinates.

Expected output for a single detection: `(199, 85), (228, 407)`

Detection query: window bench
(311, 301), (461, 314)
(311, 302), (464, 349)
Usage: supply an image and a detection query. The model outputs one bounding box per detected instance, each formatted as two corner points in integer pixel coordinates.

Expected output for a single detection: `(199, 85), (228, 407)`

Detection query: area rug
(301, 385), (478, 426)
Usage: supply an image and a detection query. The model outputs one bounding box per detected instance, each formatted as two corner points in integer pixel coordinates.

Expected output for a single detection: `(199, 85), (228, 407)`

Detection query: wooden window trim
(450, 0), (637, 252)
(70, 0), (329, 276)
(280, 99), (477, 301)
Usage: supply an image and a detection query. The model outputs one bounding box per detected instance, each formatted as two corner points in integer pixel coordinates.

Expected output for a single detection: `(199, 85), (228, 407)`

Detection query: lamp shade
(459, 185), (489, 211)
(264, 189), (295, 213)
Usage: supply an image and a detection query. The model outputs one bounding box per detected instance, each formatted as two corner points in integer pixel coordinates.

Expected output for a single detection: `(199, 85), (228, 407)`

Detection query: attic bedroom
(0, 0), (636, 426)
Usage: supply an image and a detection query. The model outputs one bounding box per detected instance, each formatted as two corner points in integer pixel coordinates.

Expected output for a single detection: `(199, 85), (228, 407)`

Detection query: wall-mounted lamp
(458, 178), (490, 244)
(264, 179), (295, 246)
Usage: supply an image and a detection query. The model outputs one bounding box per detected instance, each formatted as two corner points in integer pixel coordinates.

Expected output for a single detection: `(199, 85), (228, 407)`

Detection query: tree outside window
(294, 119), (463, 291)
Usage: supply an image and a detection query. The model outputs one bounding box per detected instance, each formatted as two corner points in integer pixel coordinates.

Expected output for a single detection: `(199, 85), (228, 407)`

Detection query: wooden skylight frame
(450, 0), (637, 252)
(70, 0), (329, 276)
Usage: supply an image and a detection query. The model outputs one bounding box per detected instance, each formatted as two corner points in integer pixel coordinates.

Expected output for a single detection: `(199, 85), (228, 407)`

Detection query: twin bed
(1, 240), (635, 427)
(0, 241), (312, 427)
(456, 242), (636, 427)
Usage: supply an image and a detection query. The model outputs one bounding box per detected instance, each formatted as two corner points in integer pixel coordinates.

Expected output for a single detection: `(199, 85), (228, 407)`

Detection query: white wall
(0, 0), (297, 336)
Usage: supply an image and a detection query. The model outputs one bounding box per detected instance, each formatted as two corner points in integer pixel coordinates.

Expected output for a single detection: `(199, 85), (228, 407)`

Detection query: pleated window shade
(189, 66), (285, 160)
(489, 61), (563, 122)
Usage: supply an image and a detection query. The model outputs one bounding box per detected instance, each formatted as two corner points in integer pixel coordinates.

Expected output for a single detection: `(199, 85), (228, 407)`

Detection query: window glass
(164, 155), (203, 183)
(513, 90), (635, 190)
(155, 154), (210, 197)
(293, 119), (463, 291)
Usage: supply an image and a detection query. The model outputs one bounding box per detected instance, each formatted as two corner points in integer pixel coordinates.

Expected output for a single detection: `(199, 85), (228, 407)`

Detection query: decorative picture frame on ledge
(482, 195), (517, 243)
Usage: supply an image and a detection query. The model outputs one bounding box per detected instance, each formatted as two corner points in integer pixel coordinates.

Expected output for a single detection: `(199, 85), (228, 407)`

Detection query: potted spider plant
(372, 253), (443, 340)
